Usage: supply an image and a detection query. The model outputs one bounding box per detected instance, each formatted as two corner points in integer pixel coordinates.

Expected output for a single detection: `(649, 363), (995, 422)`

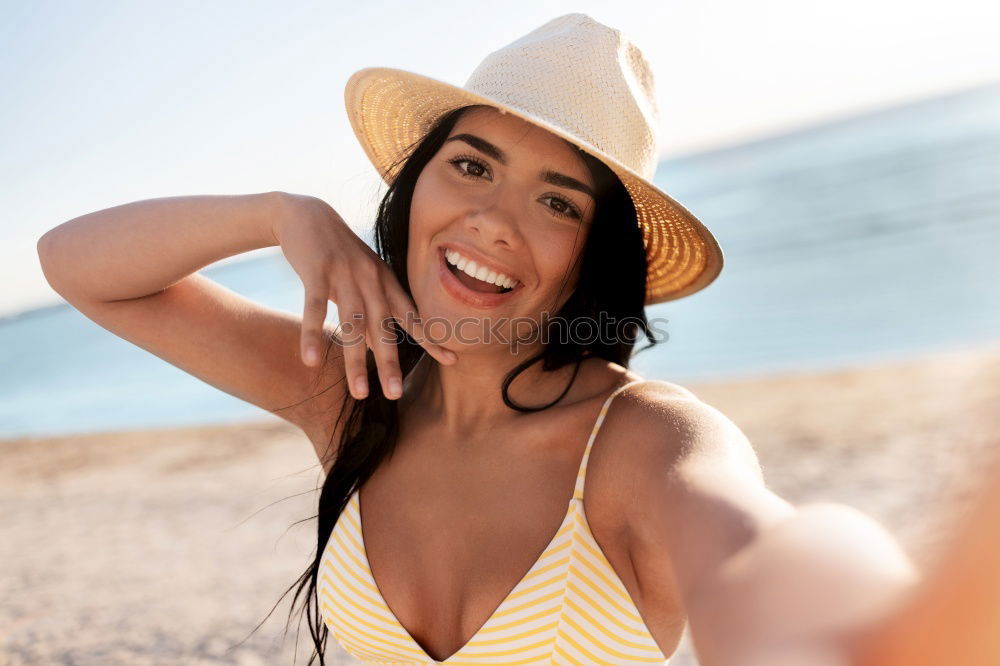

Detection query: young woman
(38, 13), (927, 666)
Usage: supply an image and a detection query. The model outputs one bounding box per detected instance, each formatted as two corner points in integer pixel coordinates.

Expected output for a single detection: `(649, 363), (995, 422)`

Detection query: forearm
(686, 502), (922, 666)
(37, 191), (289, 302)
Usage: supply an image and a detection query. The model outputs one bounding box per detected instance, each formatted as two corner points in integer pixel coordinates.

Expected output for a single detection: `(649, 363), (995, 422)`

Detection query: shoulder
(603, 378), (761, 478)
(572, 363), (762, 484)
(584, 377), (769, 541)
(587, 376), (797, 598)
(572, 359), (692, 405)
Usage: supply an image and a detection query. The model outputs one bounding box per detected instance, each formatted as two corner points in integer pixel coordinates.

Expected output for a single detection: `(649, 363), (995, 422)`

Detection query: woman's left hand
(847, 457), (1000, 665)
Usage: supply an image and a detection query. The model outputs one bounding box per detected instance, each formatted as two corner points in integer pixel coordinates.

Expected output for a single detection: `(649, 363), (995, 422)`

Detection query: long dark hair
(265, 104), (659, 664)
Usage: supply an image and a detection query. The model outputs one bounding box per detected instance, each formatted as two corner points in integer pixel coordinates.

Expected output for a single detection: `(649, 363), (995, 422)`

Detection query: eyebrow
(444, 133), (596, 199)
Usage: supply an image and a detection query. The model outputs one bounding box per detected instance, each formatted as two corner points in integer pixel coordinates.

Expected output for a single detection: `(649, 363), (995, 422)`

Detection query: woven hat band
(464, 14), (660, 180)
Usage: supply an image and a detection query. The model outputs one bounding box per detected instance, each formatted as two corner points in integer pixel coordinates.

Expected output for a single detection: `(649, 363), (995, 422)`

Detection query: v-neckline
(355, 486), (579, 663)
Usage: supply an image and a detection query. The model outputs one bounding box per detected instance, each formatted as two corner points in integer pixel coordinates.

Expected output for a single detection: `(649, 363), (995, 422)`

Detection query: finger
(359, 286), (407, 400)
(335, 288), (369, 400)
(300, 282), (329, 367)
(384, 279), (458, 365)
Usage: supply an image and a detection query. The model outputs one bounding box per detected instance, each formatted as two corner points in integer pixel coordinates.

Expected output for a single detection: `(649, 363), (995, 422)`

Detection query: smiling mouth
(442, 249), (515, 294)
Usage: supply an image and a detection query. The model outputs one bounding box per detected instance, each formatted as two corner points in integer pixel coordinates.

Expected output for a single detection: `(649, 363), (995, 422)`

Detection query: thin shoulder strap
(572, 379), (647, 500)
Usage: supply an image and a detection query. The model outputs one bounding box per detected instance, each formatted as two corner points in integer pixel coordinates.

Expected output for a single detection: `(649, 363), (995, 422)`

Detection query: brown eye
(447, 155), (491, 180)
(540, 194), (582, 220)
(463, 160), (486, 177)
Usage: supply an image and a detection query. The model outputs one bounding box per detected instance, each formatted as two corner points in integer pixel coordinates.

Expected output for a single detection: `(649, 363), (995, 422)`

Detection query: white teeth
(444, 248), (519, 289)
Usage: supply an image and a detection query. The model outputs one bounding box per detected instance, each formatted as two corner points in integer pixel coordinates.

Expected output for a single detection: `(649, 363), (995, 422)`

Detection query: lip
(440, 242), (522, 286)
(437, 247), (522, 309)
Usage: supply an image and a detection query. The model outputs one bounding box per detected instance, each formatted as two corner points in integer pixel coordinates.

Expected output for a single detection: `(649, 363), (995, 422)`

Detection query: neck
(405, 342), (579, 438)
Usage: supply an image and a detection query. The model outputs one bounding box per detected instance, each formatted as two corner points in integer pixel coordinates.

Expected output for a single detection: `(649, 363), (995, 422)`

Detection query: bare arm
(852, 454), (1000, 665)
(615, 383), (919, 666)
(37, 192), (284, 302)
(37, 190), (456, 475)
(36, 192), (351, 472)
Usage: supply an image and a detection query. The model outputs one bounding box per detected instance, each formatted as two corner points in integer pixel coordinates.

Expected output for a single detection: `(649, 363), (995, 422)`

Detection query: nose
(463, 185), (525, 251)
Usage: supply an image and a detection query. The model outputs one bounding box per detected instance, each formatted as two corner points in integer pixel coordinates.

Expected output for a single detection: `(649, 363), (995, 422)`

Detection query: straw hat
(344, 13), (724, 305)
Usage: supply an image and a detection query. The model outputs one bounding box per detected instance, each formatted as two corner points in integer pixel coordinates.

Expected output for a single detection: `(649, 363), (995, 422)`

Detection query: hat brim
(344, 67), (724, 305)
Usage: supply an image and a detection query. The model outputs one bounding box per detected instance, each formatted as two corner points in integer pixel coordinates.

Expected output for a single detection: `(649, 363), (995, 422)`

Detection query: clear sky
(3, 0), (999, 317)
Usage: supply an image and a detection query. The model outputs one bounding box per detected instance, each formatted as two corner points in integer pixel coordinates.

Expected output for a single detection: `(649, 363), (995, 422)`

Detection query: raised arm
(610, 382), (920, 666)
(38, 192), (284, 302)
(37, 191), (456, 474)
(36, 192), (351, 470)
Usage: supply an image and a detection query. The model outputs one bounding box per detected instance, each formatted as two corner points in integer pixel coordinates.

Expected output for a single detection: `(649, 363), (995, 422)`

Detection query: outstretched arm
(614, 383), (920, 666)
(851, 453), (1000, 665)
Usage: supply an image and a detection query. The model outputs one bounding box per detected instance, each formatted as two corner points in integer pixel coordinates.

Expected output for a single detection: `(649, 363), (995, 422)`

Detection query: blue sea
(3, 82), (999, 439)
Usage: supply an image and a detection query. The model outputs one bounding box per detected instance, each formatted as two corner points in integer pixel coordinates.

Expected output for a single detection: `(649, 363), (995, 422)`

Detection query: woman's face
(407, 106), (597, 351)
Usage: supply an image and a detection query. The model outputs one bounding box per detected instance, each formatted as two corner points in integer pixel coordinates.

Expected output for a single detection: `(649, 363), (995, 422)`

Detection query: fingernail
(388, 377), (402, 398)
(354, 376), (368, 397)
(444, 350), (458, 362)
(304, 346), (318, 365)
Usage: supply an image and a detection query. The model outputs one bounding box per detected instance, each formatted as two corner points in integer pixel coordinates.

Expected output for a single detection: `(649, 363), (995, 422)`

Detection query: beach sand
(2, 344), (998, 665)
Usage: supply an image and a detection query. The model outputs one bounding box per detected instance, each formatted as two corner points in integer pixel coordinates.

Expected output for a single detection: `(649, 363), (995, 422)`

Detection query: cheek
(409, 169), (456, 236)
(408, 173), (432, 234)
(406, 176), (431, 293)
(408, 174), (444, 261)
(536, 227), (587, 286)
(407, 171), (458, 294)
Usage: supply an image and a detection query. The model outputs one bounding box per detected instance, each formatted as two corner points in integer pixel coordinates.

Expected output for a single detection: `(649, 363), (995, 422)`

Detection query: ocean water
(3, 82), (998, 439)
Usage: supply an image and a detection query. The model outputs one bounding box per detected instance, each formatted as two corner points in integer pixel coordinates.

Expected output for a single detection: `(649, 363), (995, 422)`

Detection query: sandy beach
(2, 344), (998, 665)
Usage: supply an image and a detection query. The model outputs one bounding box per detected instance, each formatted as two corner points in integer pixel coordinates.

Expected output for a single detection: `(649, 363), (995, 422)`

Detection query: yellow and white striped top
(318, 379), (670, 664)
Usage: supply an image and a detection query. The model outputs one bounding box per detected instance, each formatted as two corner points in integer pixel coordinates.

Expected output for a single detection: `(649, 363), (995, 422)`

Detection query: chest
(330, 405), (684, 662)
(356, 418), (587, 658)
